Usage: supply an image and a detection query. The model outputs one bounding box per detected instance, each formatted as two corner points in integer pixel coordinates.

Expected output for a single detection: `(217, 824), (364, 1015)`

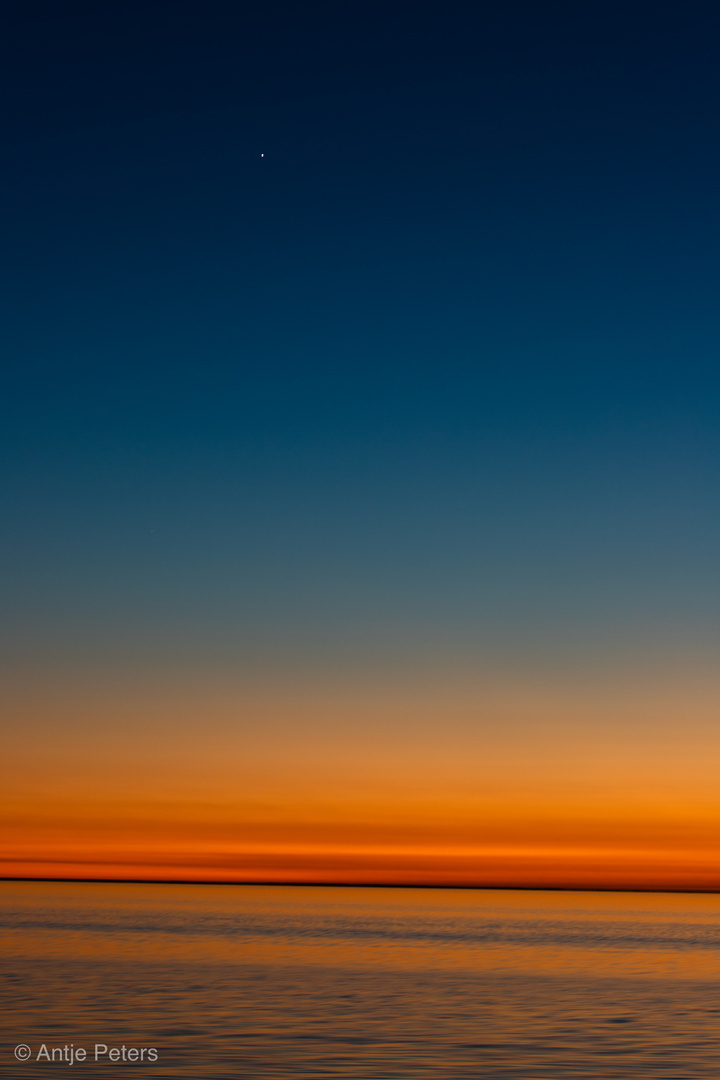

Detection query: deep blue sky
(2, 0), (719, 677)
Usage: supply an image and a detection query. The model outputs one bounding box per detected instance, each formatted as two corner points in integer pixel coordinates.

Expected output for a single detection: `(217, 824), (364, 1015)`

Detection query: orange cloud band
(4, 842), (719, 890)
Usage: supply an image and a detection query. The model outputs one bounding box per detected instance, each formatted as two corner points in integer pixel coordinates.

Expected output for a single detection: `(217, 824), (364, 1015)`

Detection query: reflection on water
(1, 882), (719, 1077)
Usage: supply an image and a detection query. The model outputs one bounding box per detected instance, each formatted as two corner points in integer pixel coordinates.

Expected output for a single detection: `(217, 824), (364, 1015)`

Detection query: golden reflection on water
(3, 882), (720, 976)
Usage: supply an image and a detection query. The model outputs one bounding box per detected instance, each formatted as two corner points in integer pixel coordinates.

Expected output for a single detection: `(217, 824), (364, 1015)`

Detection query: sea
(1, 881), (719, 1078)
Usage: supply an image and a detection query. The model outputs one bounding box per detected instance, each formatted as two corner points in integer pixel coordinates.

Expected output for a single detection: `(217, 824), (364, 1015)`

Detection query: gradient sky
(2, 0), (720, 888)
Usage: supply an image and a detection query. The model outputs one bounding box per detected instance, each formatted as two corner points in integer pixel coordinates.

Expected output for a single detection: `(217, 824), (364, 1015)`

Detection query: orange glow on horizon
(3, 663), (720, 891)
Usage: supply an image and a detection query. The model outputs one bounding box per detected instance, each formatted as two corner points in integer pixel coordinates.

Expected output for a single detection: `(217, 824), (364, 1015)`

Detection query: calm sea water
(1, 882), (719, 1078)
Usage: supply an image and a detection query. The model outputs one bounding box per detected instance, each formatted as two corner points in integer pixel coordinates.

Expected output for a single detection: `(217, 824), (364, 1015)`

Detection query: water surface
(2, 882), (719, 1077)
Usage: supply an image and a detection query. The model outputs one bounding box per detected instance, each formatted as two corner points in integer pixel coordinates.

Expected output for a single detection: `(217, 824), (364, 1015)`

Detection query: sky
(2, 0), (720, 888)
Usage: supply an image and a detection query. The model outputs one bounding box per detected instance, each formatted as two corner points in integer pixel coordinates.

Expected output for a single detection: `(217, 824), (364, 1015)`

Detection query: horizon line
(2, 877), (719, 895)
